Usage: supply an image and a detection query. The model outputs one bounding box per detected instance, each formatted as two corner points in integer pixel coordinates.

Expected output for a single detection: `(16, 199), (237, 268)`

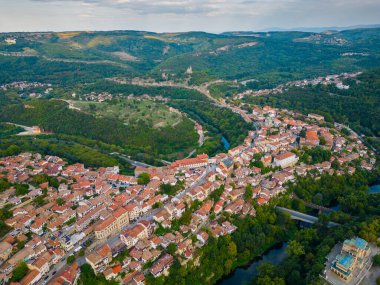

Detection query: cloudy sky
(0, 0), (379, 33)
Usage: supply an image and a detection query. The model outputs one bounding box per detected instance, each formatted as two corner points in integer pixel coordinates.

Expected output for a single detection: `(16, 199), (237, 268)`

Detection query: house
(330, 237), (370, 281)
(0, 242), (12, 261)
(301, 130), (319, 146)
(4, 38), (16, 44)
(85, 244), (112, 273)
(169, 154), (209, 170)
(124, 203), (140, 221)
(29, 252), (52, 276)
(261, 155), (272, 167)
(149, 254), (174, 277)
(308, 113), (324, 121)
(120, 224), (148, 248)
(196, 231), (209, 245)
(273, 152), (298, 168)
(50, 262), (80, 285)
(95, 216), (117, 239)
(19, 269), (41, 285)
(30, 217), (45, 236)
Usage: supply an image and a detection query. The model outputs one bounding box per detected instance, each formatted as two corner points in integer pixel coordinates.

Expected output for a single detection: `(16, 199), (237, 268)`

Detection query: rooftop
(337, 253), (354, 269)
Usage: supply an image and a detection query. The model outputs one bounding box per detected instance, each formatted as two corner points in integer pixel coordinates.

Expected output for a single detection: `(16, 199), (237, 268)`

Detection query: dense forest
(0, 56), (129, 85)
(0, 123), (23, 138)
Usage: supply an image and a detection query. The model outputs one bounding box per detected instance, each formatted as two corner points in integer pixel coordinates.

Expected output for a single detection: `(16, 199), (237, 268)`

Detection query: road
(6, 122), (42, 136)
(59, 99), (81, 111)
(110, 152), (153, 168)
(334, 122), (378, 154)
(127, 79), (252, 123)
(38, 236), (89, 285)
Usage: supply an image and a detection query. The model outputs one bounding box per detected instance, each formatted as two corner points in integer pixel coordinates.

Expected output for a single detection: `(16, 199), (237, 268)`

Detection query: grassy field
(72, 99), (184, 128)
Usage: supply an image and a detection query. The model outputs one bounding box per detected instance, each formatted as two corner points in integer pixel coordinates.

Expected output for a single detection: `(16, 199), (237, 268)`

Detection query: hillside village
(0, 105), (376, 285)
(235, 72), (361, 99)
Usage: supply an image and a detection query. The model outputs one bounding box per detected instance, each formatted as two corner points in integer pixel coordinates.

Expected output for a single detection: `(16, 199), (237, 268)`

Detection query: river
(221, 136), (230, 150)
(369, 184), (380, 194)
(217, 242), (288, 285)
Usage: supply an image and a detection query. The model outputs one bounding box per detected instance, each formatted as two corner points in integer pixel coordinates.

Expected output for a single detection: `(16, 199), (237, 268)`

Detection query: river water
(217, 243), (288, 285)
(369, 184), (380, 194)
(221, 136), (230, 150)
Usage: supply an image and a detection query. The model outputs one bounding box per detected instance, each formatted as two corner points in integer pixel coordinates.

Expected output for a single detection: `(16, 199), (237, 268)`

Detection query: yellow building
(94, 207), (129, 240)
(331, 237), (370, 281)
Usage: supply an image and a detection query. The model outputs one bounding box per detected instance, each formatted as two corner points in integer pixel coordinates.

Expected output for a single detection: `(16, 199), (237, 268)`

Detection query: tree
(79, 263), (118, 285)
(227, 241), (237, 257)
(287, 240), (305, 257)
(257, 276), (286, 285)
(0, 178), (10, 192)
(160, 184), (178, 196)
(57, 197), (65, 206)
(33, 196), (46, 206)
(256, 263), (285, 285)
(167, 243), (177, 255)
(152, 201), (163, 209)
(331, 159), (339, 170)
(287, 270), (302, 285)
(373, 254), (380, 266)
(137, 173), (150, 185)
(67, 255), (76, 264)
(78, 249), (85, 257)
(15, 184), (29, 196)
(11, 262), (29, 282)
(244, 184), (253, 200)
(5, 145), (20, 156)
(224, 259), (233, 273)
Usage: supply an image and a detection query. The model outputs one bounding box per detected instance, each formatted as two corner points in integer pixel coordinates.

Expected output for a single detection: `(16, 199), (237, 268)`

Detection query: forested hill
(0, 28), (379, 87)
(0, 99), (198, 163)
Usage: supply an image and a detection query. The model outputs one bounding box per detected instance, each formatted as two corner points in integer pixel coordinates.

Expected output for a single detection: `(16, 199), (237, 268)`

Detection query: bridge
(276, 207), (339, 227)
(292, 193), (333, 213)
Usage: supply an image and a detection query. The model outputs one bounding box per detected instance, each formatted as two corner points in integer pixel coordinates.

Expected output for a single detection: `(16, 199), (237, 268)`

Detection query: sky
(0, 0), (379, 33)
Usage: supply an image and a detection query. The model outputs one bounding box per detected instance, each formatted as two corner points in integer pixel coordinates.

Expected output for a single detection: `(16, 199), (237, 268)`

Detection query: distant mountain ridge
(0, 27), (379, 88)
(223, 24), (380, 34)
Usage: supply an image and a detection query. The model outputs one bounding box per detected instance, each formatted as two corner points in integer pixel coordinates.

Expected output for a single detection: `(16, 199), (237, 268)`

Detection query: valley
(0, 26), (379, 285)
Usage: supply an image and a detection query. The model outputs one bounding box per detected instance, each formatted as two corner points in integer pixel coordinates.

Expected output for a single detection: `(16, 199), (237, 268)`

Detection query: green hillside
(0, 28), (379, 86)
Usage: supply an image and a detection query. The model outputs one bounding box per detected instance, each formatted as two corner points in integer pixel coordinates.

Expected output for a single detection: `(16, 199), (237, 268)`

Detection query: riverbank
(217, 242), (288, 285)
